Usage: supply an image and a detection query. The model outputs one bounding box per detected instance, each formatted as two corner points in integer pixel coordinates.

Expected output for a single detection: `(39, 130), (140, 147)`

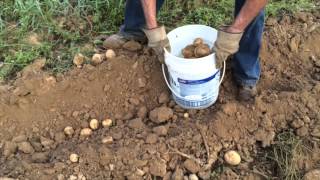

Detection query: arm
(227, 0), (268, 33)
(141, 0), (158, 29)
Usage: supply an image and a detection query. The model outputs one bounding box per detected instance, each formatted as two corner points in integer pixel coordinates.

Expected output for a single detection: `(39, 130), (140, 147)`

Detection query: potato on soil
(193, 38), (204, 46)
(102, 119), (113, 128)
(73, 53), (85, 67)
(182, 45), (196, 58)
(80, 128), (92, 136)
(69, 153), (79, 163)
(91, 53), (105, 65)
(105, 49), (116, 59)
(89, 119), (99, 130)
(194, 44), (211, 58)
(101, 136), (113, 144)
(64, 126), (74, 136)
(224, 150), (241, 165)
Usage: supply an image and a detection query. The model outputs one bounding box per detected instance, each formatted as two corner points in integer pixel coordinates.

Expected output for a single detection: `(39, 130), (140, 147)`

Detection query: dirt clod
(137, 106), (148, 119)
(12, 135), (27, 143)
(172, 167), (184, 180)
(145, 133), (158, 144)
(149, 107), (173, 124)
(183, 159), (200, 174)
(18, 141), (35, 154)
(3, 141), (17, 157)
(123, 40), (142, 51)
(128, 118), (145, 129)
(291, 119), (305, 129)
(149, 159), (167, 177)
(296, 126), (309, 137)
(153, 125), (168, 136)
(303, 169), (320, 180)
(159, 91), (170, 104)
(31, 152), (49, 163)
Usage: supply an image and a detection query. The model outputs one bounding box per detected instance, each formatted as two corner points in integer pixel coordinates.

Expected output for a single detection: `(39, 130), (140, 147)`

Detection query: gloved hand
(213, 27), (243, 68)
(143, 26), (170, 63)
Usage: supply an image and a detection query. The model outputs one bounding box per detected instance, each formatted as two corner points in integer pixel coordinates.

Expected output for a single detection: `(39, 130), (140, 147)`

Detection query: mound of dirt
(0, 12), (320, 179)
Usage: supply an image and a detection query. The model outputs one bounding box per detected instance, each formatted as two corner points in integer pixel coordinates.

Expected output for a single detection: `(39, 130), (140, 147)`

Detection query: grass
(261, 130), (314, 180)
(0, 0), (317, 79)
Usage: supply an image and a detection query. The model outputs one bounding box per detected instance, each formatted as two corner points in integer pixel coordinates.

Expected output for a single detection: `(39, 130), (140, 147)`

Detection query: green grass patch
(0, 0), (317, 80)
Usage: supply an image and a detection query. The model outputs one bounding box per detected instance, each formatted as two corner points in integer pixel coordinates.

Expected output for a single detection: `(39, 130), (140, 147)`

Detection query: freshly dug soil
(0, 12), (320, 179)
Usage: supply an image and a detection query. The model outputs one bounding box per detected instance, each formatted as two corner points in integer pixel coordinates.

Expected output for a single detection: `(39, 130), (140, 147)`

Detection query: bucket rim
(164, 24), (217, 62)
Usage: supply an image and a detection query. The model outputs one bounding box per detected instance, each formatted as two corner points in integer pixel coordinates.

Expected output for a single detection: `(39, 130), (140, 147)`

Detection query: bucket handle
(161, 61), (226, 99)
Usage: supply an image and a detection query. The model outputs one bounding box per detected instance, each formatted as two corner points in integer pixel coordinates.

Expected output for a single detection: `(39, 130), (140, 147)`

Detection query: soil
(1, 12), (320, 180)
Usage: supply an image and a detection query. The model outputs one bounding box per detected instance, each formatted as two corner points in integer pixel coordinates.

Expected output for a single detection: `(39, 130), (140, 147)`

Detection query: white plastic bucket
(163, 25), (225, 109)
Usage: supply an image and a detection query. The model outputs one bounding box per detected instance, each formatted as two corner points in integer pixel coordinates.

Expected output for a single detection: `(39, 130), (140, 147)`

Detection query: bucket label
(176, 71), (219, 101)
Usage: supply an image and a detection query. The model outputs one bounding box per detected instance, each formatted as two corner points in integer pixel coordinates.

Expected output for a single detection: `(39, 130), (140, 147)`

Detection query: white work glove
(143, 26), (170, 63)
(213, 27), (243, 68)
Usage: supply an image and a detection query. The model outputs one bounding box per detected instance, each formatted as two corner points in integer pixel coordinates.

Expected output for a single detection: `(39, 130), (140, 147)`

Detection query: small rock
(73, 53), (85, 67)
(3, 141), (17, 157)
(31, 152), (50, 163)
(123, 40), (142, 51)
(18, 141), (35, 154)
(303, 169), (320, 180)
(57, 174), (65, 180)
(40, 136), (54, 148)
(189, 174), (199, 180)
(159, 92), (170, 104)
(291, 119), (305, 129)
(153, 126), (168, 136)
(183, 159), (200, 174)
(198, 171), (211, 180)
(12, 135), (27, 143)
(311, 125), (320, 137)
(149, 159), (167, 177)
(172, 167), (184, 180)
(138, 77), (147, 88)
(146, 134), (158, 144)
(137, 106), (148, 119)
(224, 150), (241, 166)
(149, 107), (174, 124)
(296, 126), (309, 137)
(91, 54), (105, 65)
(54, 132), (66, 143)
(128, 118), (145, 129)
(105, 49), (116, 59)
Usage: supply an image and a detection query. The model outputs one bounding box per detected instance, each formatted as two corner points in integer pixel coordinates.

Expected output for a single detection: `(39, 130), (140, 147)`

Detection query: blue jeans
(120, 0), (264, 87)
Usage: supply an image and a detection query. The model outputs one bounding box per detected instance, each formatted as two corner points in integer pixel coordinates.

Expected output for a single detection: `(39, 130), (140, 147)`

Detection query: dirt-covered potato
(80, 128), (92, 137)
(224, 150), (241, 165)
(193, 38), (204, 46)
(105, 49), (116, 59)
(89, 119), (99, 130)
(91, 53), (105, 65)
(64, 126), (74, 136)
(102, 119), (113, 128)
(194, 44), (211, 58)
(101, 136), (113, 144)
(182, 45), (196, 59)
(69, 153), (79, 163)
(73, 53), (85, 68)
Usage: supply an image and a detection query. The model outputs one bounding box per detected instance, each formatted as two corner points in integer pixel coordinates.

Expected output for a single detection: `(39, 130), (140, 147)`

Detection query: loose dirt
(0, 12), (320, 179)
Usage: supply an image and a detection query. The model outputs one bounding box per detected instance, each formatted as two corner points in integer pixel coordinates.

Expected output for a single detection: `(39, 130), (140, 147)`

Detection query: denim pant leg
(232, 0), (265, 87)
(119, 0), (165, 38)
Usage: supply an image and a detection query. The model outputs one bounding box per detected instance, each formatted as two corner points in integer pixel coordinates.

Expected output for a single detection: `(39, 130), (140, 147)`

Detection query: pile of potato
(182, 38), (211, 59)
